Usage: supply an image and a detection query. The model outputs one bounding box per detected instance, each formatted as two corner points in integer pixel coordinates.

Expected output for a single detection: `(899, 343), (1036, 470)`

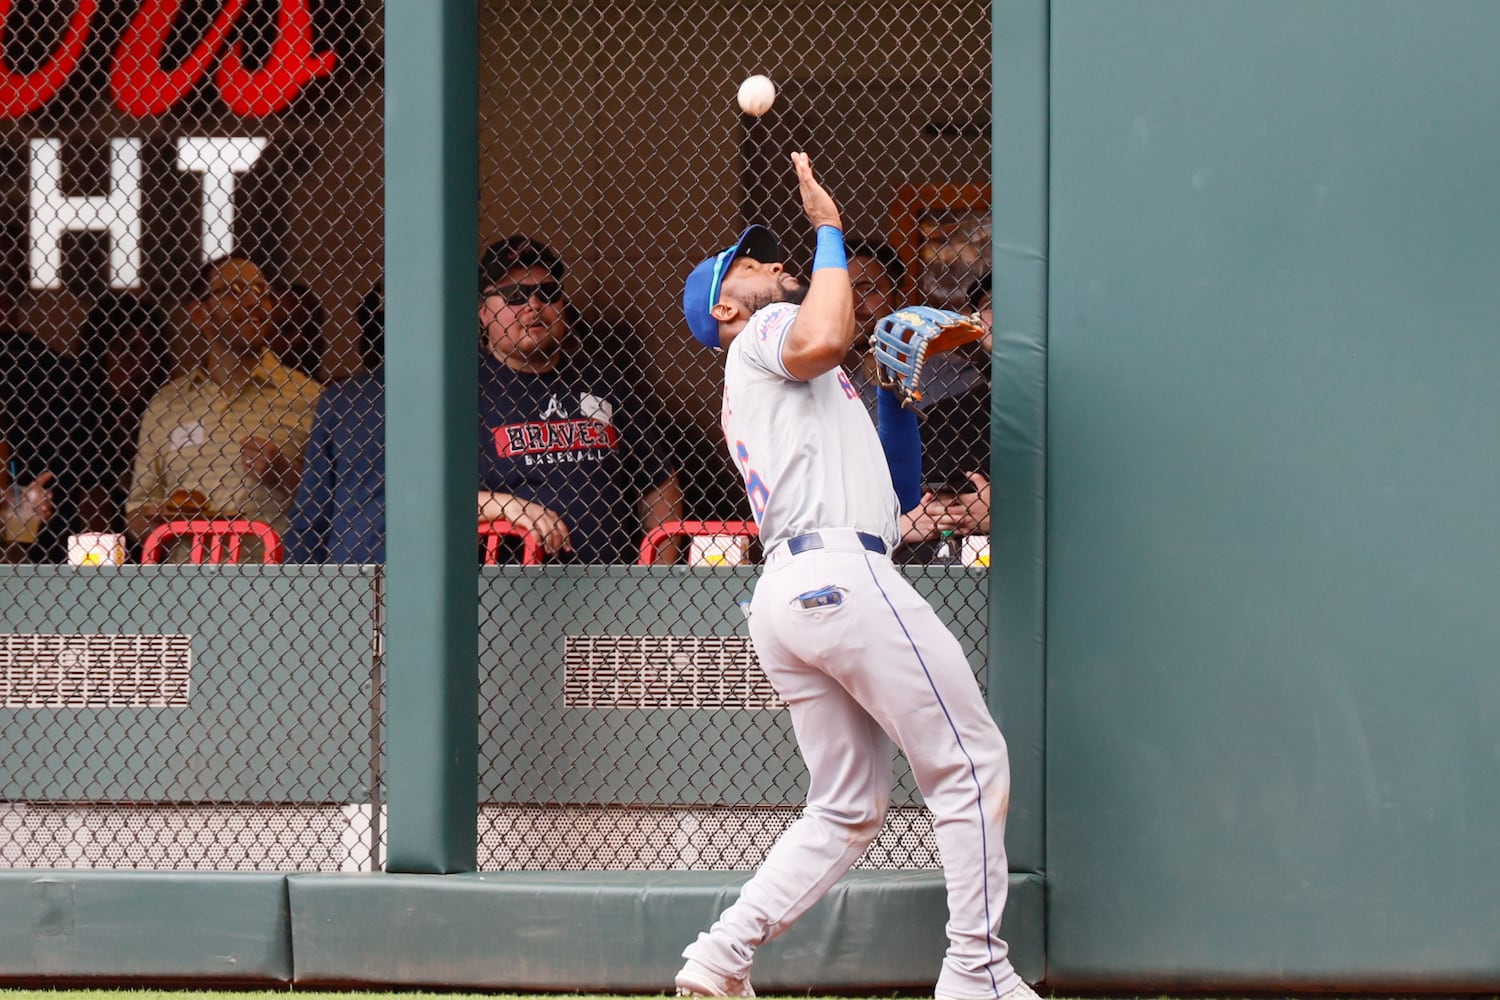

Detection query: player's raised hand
(791, 151), (842, 231)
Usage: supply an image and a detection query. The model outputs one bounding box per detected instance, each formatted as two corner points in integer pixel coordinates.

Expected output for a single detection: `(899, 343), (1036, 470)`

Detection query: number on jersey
(734, 440), (770, 524)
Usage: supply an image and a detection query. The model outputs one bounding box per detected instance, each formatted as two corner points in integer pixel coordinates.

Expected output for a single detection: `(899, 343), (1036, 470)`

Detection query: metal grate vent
(564, 635), (784, 710)
(0, 803), (368, 871)
(1, 634), (192, 708)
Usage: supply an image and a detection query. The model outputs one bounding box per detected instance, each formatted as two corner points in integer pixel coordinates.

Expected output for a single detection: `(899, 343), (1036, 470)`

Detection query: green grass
(0, 995), (1007, 1000)
(0, 994), (621, 1000)
(1, 994), (845, 1000)
(0, 989), (910, 998)
(43, 996), (719, 1000)
(0, 994), (653, 1000)
(0, 993), (1422, 1000)
(0, 994), (666, 1000)
(0, 994), (869, 1000)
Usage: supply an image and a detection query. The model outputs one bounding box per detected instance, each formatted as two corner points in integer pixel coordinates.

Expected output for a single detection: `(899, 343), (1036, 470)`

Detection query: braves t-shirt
(478, 353), (672, 563)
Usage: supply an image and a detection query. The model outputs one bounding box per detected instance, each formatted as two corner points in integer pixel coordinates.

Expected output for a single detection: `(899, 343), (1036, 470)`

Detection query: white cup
(962, 534), (991, 569)
(68, 532), (127, 567)
(689, 534), (749, 568)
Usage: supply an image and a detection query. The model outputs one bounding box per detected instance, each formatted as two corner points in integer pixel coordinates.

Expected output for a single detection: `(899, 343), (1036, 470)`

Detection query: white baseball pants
(682, 528), (1022, 998)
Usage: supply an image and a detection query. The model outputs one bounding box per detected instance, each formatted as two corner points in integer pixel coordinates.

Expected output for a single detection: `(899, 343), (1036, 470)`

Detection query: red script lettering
(0, 0), (337, 119)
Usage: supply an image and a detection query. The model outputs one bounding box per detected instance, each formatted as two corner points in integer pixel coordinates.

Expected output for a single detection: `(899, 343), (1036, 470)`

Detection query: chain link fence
(1, 0), (992, 873)
(0, 0), (384, 870)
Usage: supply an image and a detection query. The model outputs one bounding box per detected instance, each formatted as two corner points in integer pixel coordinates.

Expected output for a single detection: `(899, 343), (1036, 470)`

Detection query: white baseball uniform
(682, 302), (1022, 998)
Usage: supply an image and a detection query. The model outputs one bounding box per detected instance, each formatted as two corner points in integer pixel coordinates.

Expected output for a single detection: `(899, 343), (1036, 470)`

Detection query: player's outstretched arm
(782, 151), (855, 381)
(877, 385), (923, 513)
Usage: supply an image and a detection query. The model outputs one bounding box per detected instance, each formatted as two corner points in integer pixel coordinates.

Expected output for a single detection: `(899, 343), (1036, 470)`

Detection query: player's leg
(836, 555), (1025, 1000)
(679, 567), (893, 993)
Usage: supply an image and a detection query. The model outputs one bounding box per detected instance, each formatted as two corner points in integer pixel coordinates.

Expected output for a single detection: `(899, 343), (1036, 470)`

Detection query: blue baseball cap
(682, 224), (781, 349)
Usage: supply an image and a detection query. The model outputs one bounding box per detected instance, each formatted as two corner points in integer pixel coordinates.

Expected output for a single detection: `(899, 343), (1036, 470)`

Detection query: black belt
(785, 531), (887, 556)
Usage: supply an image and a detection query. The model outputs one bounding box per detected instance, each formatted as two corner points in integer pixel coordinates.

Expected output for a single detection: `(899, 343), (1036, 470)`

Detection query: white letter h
(29, 138), (143, 290)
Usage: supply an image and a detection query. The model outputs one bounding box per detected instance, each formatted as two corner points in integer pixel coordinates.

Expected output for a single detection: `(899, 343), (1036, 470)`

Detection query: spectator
(286, 282), (386, 564)
(0, 264), (77, 562)
(840, 242), (990, 559)
(902, 392), (992, 562)
(844, 238), (985, 415)
(845, 236), (905, 373)
(0, 431), (56, 563)
(125, 255), (322, 561)
(269, 280), (327, 381)
(476, 235), (682, 563)
(71, 292), (176, 551)
(900, 272), (994, 561)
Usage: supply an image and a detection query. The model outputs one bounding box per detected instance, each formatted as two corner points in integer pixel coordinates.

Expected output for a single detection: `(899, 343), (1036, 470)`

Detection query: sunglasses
(482, 281), (565, 306)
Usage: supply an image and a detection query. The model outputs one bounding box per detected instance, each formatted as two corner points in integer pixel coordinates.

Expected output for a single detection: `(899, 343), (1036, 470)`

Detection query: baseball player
(673, 150), (1036, 1000)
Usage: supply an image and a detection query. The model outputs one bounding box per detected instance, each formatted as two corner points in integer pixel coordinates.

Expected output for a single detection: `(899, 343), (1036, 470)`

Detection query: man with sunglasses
(476, 235), (681, 563)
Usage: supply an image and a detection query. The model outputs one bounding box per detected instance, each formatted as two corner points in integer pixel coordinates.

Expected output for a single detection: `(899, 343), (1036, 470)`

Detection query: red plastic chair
(141, 519), (284, 565)
(479, 519), (544, 566)
(637, 519), (760, 566)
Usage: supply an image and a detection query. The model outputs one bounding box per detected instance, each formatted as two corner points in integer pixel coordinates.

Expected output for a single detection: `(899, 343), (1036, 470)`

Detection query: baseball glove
(870, 306), (987, 407)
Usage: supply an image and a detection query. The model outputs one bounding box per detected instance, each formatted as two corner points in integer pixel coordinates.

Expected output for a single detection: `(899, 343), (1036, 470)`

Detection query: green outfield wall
(4, 0), (1500, 992)
(1041, 0), (1500, 990)
(0, 564), (1038, 989)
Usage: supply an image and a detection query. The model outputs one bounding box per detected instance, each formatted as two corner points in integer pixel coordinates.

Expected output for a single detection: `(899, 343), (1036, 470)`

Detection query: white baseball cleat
(674, 958), (755, 997)
(938, 983), (1041, 1000)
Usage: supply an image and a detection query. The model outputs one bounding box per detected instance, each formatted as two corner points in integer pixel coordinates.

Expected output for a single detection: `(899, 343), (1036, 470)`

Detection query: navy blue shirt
(286, 368), (386, 563)
(478, 353), (671, 563)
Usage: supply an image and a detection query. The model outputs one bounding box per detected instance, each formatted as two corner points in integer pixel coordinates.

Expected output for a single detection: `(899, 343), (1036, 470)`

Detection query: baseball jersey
(721, 302), (900, 552)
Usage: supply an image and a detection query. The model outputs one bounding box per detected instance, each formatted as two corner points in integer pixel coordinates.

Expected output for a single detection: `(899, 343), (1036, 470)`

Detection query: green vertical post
(990, 0), (1050, 874)
(383, 0), (479, 873)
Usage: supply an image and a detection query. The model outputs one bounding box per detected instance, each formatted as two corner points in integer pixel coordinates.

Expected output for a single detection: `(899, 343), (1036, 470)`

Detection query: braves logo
(493, 419), (618, 458)
(492, 391), (621, 463)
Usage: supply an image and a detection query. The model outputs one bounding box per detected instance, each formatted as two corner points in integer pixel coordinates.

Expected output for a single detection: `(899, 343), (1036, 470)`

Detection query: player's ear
(710, 300), (739, 324)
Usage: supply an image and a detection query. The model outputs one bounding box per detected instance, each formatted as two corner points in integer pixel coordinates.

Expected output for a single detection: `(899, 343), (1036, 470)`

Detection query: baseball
(737, 75), (776, 116)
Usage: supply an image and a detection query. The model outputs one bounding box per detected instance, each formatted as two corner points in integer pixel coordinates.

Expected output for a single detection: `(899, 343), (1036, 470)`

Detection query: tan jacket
(127, 352), (322, 558)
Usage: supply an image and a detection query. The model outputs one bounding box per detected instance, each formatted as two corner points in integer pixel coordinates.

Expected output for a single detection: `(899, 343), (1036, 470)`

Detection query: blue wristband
(812, 225), (846, 271)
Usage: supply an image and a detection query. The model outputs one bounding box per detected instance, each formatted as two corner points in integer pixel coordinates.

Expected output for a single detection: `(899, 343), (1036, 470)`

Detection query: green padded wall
(991, 0), (1050, 884)
(1044, 0), (1500, 989)
(0, 872), (291, 983)
(383, 0), (480, 875)
(286, 870), (1045, 989)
